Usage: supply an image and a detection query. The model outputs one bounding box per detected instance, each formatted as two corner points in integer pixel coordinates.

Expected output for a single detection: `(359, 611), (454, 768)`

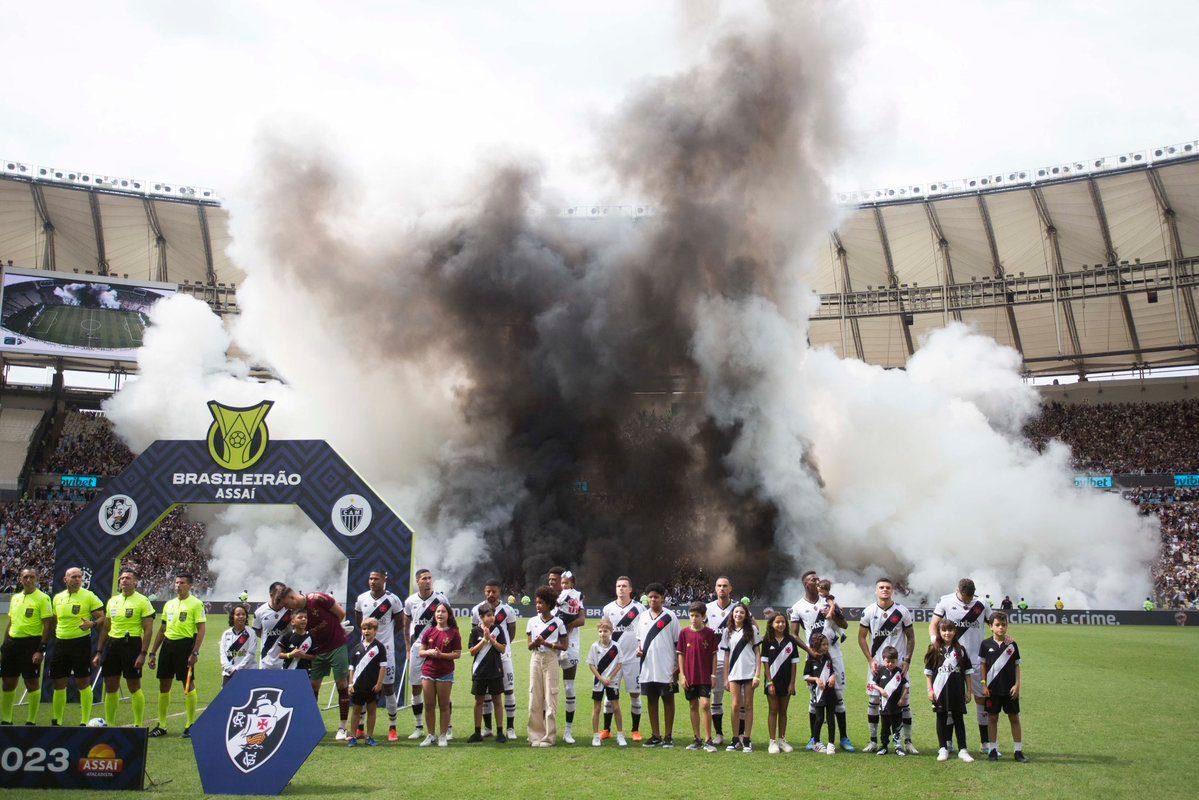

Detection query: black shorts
(101, 636), (145, 680)
(684, 685), (711, 701)
(0, 636), (43, 680)
(49, 637), (92, 680)
(985, 692), (1020, 716)
(472, 675), (505, 697)
(351, 687), (378, 706)
(763, 678), (791, 698)
(157, 637), (196, 683)
(592, 685), (619, 702)
(641, 681), (677, 699)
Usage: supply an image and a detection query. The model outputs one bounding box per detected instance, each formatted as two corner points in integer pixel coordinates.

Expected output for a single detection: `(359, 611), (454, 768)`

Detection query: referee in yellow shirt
(1, 567), (53, 724)
(92, 569), (155, 727)
(147, 574), (206, 738)
(50, 566), (105, 726)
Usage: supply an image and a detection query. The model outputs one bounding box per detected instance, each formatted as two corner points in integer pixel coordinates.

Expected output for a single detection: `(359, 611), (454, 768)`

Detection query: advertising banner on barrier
(0, 725), (147, 791)
(191, 669), (326, 796)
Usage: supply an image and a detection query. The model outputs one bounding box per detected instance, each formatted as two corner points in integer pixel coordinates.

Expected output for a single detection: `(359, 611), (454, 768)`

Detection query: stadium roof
(0, 160), (241, 288)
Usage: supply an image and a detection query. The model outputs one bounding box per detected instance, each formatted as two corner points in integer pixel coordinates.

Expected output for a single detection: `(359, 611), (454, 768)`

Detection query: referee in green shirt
(1, 567), (53, 724)
(147, 574), (206, 738)
(92, 569), (155, 727)
(50, 566), (105, 726)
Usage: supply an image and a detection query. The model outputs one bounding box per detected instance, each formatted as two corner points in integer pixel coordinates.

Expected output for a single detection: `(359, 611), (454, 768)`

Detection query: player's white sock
(564, 680), (576, 717)
(1013, 741), (1023, 751)
(386, 691), (397, 724)
(504, 691), (516, 729)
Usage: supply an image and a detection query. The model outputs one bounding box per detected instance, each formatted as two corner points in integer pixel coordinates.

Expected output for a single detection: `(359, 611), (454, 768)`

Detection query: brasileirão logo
(207, 400), (274, 471)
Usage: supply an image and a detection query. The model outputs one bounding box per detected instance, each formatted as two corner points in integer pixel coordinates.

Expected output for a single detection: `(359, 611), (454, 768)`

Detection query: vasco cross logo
(207, 401), (274, 471)
(225, 687), (293, 773)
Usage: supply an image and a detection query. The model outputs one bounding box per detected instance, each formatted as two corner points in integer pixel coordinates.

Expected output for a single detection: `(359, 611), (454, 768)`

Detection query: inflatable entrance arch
(52, 401), (414, 603)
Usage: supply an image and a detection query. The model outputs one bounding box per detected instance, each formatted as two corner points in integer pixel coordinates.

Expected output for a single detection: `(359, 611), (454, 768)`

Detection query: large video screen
(0, 268), (177, 361)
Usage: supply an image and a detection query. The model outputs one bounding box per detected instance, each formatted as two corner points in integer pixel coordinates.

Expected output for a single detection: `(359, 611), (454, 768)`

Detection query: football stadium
(0, 3), (1196, 799)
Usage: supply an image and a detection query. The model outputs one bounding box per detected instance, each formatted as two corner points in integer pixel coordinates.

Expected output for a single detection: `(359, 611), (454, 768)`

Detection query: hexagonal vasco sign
(191, 670), (326, 795)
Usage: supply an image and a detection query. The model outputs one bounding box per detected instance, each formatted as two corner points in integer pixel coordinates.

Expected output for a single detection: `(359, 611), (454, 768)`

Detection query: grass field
(4, 304), (146, 349)
(3, 617), (1196, 799)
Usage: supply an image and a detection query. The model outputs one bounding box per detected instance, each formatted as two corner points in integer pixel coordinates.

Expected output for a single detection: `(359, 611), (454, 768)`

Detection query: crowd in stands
(42, 410), (133, 476)
(1025, 398), (1199, 474)
(1127, 488), (1199, 608)
(0, 500), (209, 596)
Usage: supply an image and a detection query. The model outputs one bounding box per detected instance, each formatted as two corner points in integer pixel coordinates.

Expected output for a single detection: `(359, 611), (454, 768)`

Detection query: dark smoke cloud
(249, 6), (847, 596)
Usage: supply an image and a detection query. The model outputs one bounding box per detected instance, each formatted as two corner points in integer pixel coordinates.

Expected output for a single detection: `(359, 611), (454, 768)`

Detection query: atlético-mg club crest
(225, 688), (293, 773)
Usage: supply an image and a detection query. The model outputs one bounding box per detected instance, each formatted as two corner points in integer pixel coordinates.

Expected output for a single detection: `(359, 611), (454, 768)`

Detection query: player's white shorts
(616, 658), (641, 695)
(559, 643), (581, 670)
(407, 645), (425, 686)
(381, 642), (396, 685)
(829, 649), (847, 698)
(713, 657), (727, 690)
(967, 670), (984, 699)
(502, 654), (515, 693)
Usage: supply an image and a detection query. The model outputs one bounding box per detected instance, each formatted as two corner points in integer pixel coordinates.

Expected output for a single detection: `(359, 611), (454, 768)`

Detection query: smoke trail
(104, 1), (1157, 607)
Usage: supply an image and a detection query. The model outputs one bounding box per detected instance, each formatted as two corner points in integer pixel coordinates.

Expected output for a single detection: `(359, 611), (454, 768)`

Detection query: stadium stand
(1025, 399), (1199, 474)
(42, 409), (134, 476)
(0, 407), (47, 495)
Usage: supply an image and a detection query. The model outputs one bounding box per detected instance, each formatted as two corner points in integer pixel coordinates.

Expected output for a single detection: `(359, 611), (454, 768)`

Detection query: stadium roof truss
(805, 146), (1199, 376)
(0, 161), (241, 289)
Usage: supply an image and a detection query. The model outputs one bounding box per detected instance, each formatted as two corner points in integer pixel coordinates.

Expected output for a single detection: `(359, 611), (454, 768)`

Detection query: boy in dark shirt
(676, 602), (719, 752)
(979, 612), (1026, 762)
(866, 646), (909, 757)
(346, 618), (387, 747)
(279, 610), (316, 683)
(468, 606), (508, 743)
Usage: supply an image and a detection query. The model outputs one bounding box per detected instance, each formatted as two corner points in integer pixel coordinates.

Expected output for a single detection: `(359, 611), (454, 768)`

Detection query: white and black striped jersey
(720, 624), (762, 682)
(789, 596), (843, 652)
(859, 602), (914, 666)
(355, 590), (402, 651)
(404, 590), (450, 644)
(556, 588), (584, 651)
(219, 626), (258, 674)
(805, 654), (836, 707)
(761, 635), (801, 683)
(470, 600), (518, 652)
(636, 608), (680, 685)
(705, 599), (737, 663)
(978, 638), (1020, 695)
(932, 593), (991, 656)
(868, 665), (909, 714)
(526, 613), (566, 654)
(350, 639), (388, 691)
(253, 603), (292, 669)
(601, 599), (646, 662)
(586, 640), (622, 685)
(277, 631), (314, 671)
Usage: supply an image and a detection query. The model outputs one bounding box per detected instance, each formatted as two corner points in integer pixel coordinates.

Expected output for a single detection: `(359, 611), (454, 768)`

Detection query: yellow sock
(131, 690), (146, 727)
(185, 690), (198, 726)
(104, 691), (120, 726)
(25, 689), (41, 724)
(52, 688), (67, 723)
(158, 691), (171, 726)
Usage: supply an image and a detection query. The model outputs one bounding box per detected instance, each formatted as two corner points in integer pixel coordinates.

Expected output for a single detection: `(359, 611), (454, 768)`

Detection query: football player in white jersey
(547, 567), (585, 744)
(930, 577), (993, 754)
(789, 571), (855, 752)
(470, 579), (519, 739)
(355, 570), (403, 741)
(400, 569), (450, 740)
(857, 577), (916, 753)
(253, 582), (292, 670)
(601, 576), (646, 742)
(704, 576), (736, 745)
(635, 582), (680, 748)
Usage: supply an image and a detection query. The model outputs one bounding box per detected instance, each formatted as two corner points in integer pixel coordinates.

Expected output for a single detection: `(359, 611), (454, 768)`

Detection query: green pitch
(3, 617), (1195, 799)
(5, 304), (146, 349)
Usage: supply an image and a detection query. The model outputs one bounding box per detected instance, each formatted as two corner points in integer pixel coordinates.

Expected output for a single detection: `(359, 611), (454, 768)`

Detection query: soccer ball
(86, 718), (107, 727)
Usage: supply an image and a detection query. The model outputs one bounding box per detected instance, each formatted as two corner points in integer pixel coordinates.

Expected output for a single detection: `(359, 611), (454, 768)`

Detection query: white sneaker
(592, 734), (601, 747)
(937, 747), (949, 762)
(863, 741), (879, 753)
(616, 733), (628, 747)
(563, 729), (575, 745)
(335, 728), (347, 741)
(419, 734), (436, 747)
(768, 740), (780, 754)
(408, 728), (425, 740)
(824, 743), (835, 755)
(482, 728), (493, 738)
(904, 740), (920, 755)
(711, 734), (724, 746)
(506, 727), (516, 739)
(958, 749), (974, 762)
(779, 740), (794, 753)
(445, 726), (454, 740)
(438, 735), (448, 747)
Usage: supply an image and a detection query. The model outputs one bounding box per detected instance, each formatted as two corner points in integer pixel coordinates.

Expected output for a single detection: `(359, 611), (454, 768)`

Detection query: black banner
(0, 726), (147, 791)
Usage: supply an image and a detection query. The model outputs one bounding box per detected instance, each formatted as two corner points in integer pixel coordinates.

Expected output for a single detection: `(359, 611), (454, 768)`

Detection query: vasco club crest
(207, 401), (274, 471)
(225, 688), (293, 774)
(99, 494), (139, 536)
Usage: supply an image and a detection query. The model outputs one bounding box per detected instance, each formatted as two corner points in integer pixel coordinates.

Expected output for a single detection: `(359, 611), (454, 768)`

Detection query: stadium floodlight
(1152, 140), (1198, 162)
(1, 160), (33, 176)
